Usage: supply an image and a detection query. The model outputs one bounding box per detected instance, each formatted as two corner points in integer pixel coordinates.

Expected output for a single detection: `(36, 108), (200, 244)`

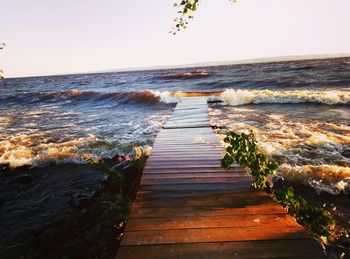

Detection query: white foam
(278, 164), (350, 194)
(209, 103), (350, 195)
(219, 89), (350, 106)
(149, 90), (180, 104)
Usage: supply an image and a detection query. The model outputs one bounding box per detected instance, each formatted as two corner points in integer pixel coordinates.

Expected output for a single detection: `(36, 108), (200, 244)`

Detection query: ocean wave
(216, 89), (350, 106)
(0, 133), (99, 169)
(209, 102), (350, 195)
(2, 89), (180, 105)
(155, 69), (210, 80)
(0, 131), (154, 170)
(278, 164), (350, 195)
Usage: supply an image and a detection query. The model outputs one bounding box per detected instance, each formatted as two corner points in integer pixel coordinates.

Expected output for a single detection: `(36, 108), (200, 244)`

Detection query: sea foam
(218, 89), (350, 106)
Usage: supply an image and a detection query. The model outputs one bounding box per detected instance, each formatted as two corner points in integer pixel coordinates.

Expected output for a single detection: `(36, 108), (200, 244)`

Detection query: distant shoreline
(4, 53), (350, 79)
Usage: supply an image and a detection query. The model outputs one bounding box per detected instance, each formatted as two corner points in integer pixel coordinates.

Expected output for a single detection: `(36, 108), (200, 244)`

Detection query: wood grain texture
(116, 97), (325, 258)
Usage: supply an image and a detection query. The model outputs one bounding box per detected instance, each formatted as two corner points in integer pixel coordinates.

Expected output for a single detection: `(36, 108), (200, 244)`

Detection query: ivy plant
(221, 130), (334, 237)
(221, 131), (278, 188)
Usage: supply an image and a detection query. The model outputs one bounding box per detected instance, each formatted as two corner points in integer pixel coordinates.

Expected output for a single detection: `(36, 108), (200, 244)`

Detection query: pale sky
(1, 0), (350, 78)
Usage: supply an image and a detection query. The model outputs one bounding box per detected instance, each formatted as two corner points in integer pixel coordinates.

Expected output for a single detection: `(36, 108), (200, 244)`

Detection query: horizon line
(4, 52), (350, 79)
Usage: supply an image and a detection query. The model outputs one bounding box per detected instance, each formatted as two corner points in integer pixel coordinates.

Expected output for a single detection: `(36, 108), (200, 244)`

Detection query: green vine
(221, 130), (334, 237)
(274, 186), (334, 237)
(221, 131), (278, 188)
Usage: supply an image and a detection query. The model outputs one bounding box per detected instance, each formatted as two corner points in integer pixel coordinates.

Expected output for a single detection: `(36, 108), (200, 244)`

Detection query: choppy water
(1, 57), (350, 247)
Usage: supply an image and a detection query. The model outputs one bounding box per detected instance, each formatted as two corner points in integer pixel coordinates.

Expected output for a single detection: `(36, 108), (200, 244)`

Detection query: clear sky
(1, 0), (350, 78)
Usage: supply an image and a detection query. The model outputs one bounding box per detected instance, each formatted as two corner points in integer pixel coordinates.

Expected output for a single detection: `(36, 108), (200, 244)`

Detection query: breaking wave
(217, 89), (350, 106)
(2, 89), (180, 105)
(279, 164), (350, 195)
(209, 103), (350, 195)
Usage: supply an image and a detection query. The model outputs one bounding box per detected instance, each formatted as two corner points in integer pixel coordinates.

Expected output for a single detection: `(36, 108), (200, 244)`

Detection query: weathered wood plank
(130, 204), (287, 219)
(135, 189), (259, 200)
(140, 176), (252, 185)
(139, 183), (252, 192)
(121, 227), (308, 246)
(142, 173), (242, 179)
(145, 161), (225, 167)
(117, 239), (325, 259)
(142, 168), (244, 174)
(132, 194), (276, 209)
(125, 214), (299, 231)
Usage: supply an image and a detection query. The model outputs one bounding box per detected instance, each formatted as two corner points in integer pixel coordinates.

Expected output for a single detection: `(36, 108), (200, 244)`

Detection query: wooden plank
(117, 239), (325, 259)
(142, 168), (247, 174)
(139, 183), (252, 192)
(130, 204), (287, 219)
(163, 125), (210, 129)
(149, 150), (222, 153)
(157, 127), (212, 132)
(136, 189), (259, 200)
(148, 154), (224, 159)
(151, 145), (222, 150)
(148, 149), (223, 153)
(142, 174), (233, 180)
(144, 166), (228, 171)
(125, 214), (298, 231)
(169, 115), (209, 120)
(146, 158), (222, 163)
(142, 173), (250, 180)
(132, 193), (275, 209)
(150, 144), (222, 148)
(121, 227), (308, 246)
(164, 119), (209, 124)
(153, 141), (220, 145)
(140, 176), (252, 185)
(145, 161), (223, 166)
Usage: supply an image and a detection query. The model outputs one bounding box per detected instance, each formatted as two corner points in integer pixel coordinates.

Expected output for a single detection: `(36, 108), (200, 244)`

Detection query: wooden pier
(116, 97), (325, 258)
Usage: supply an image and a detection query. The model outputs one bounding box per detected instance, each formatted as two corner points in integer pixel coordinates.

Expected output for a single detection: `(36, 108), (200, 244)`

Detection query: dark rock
(6, 174), (34, 185)
(58, 238), (87, 258)
(39, 227), (60, 244)
(84, 224), (102, 243)
(99, 208), (117, 223)
(0, 243), (25, 258)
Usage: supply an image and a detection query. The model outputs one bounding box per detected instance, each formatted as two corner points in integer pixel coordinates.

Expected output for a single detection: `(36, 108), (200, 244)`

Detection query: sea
(1, 57), (349, 249)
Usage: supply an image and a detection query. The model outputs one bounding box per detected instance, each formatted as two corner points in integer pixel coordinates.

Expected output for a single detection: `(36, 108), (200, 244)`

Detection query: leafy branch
(171, 0), (238, 34)
(171, 0), (199, 34)
(221, 131), (278, 188)
(221, 130), (334, 237)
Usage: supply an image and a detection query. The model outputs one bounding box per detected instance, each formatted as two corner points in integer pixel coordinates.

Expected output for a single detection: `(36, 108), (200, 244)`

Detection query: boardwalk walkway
(116, 97), (325, 258)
